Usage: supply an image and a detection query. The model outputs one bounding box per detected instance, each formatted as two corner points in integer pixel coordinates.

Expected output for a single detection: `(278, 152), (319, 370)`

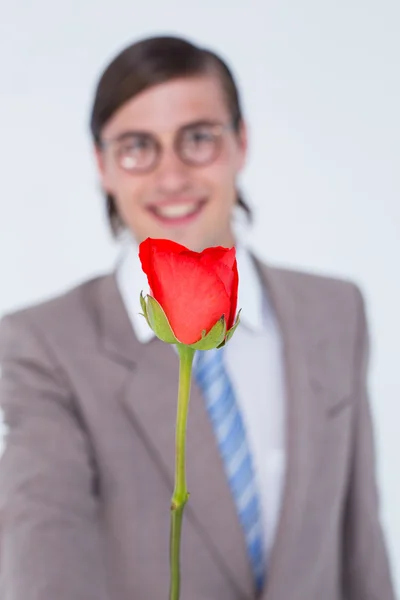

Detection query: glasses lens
(178, 124), (222, 165)
(115, 134), (158, 172)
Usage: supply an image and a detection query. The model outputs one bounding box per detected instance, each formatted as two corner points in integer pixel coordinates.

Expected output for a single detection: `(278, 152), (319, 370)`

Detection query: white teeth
(154, 203), (199, 219)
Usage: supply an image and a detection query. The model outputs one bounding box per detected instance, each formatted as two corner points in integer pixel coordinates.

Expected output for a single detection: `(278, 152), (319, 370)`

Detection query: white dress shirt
(116, 240), (286, 560)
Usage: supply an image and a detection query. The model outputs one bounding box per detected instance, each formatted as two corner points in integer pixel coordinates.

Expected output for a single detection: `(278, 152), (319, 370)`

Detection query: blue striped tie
(194, 347), (265, 592)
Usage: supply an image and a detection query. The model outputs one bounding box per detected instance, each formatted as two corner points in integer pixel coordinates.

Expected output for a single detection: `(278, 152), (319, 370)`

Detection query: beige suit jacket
(0, 259), (395, 600)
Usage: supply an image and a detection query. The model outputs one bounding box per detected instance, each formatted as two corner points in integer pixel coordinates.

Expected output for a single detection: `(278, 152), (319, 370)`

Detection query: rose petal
(138, 239), (239, 342)
(139, 238), (188, 294)
(199, 246), (236, 271)
(150, 251), (230, 344)
(228, 259), (239, 328)
(198, 250), (234, 297)
(199, 247), (238, 328)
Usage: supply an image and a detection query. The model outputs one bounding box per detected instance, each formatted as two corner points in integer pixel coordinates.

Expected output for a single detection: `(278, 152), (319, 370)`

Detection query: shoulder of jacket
(0, 273), (115, 358)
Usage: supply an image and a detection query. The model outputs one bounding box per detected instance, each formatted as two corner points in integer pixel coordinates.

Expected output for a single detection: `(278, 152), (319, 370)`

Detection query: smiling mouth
(147, 200), (206, 223)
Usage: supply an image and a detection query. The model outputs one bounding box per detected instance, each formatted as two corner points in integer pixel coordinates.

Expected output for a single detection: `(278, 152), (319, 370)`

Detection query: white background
(0, 0), (399, 593)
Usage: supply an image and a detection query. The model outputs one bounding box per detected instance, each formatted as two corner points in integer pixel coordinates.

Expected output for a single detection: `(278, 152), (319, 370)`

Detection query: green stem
(169, 344), (195, 600)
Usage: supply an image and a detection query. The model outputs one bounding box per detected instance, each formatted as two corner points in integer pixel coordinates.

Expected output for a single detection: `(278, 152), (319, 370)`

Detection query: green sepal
(226, 309), (241, 342)
(217, 309), (241, 348)
(140, 291), (148, 321)
(189, 316), (226, 350)
(141, 294), (178, 344)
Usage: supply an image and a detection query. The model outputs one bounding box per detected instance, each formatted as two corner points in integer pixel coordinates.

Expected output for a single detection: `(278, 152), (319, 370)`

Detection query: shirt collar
(116, 238), (266, 344)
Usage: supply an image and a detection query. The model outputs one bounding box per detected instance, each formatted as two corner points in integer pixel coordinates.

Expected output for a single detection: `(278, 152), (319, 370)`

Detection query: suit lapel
(97, 273), (254, 599)
(255, 262), (323, 600)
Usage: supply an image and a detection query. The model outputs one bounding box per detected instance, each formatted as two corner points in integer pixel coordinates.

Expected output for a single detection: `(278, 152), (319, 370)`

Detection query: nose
(155, 146), (191, 194)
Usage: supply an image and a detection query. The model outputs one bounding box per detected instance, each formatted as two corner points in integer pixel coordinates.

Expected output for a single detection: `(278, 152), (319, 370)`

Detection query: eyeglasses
(100, 121), (235, 174)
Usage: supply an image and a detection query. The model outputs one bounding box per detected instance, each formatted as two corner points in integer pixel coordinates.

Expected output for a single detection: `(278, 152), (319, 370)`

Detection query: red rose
(139, 238), (239, 346)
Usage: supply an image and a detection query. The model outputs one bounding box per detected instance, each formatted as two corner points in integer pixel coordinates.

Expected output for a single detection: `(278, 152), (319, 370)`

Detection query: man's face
(96, 75), (247, 251)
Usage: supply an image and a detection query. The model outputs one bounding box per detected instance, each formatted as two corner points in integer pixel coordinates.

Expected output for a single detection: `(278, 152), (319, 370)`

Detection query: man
(0, 35), (395, 599)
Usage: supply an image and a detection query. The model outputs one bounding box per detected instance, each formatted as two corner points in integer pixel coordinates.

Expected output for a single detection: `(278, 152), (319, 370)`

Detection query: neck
(210, 225), (236, 250)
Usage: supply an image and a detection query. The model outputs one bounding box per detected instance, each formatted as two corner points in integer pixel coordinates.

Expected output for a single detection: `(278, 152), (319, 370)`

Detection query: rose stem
(169, 344), (195, 600)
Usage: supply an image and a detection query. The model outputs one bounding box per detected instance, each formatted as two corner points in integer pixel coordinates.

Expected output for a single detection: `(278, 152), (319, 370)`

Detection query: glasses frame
(100, 120), (236, 174)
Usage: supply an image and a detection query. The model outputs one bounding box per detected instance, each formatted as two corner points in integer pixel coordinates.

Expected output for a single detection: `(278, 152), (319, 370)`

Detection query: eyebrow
(111, 119), (225, 143)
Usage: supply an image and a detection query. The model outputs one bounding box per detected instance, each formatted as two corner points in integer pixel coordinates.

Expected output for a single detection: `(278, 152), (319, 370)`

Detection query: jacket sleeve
(342, 287), (396, 600)
(0, 313), (112, 600)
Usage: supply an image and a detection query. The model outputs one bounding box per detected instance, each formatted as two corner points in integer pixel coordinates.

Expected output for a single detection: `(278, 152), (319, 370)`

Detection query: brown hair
(90, 35), (251, 235)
